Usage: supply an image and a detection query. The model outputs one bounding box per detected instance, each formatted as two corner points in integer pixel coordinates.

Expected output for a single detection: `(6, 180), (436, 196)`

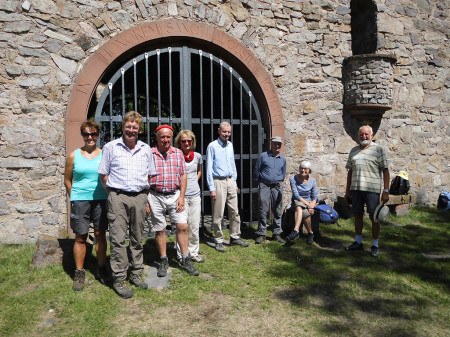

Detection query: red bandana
(183, 150), (194, 162)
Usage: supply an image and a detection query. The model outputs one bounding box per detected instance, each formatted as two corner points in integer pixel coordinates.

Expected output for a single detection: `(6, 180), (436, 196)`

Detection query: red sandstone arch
(66, 19), (284, 153)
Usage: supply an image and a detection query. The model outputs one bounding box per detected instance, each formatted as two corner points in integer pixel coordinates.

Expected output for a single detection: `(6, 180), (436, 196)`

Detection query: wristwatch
(383, 189), (389, 193)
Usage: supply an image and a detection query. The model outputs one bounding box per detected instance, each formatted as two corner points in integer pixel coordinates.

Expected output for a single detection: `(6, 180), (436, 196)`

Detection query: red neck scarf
(183, 150), (194, 162)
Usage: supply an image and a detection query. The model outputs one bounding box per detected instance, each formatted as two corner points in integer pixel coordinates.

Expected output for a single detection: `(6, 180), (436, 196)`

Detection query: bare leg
(155, 229), (167, 257)
(354, 213), (364, 235)
(94, 229), (107, 266)
(73, 233), (88, 270)
(303, 216), (313, 234)
(176, 223), (189, 256)
(293, 206), (303, 231)
(369, 214), (380, 240)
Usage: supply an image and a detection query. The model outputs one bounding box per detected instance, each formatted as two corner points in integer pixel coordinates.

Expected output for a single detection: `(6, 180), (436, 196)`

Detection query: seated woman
(286, 160), (318, 245)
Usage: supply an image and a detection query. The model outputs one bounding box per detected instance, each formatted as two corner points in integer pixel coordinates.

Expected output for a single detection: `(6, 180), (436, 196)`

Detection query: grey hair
(359, 125), (373, 136)
(299, 160), (312, 173)
(219, 121), (231, 129)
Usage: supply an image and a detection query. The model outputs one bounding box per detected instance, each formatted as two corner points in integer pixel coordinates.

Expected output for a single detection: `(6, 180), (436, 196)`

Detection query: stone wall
(0, 0), (448, 243)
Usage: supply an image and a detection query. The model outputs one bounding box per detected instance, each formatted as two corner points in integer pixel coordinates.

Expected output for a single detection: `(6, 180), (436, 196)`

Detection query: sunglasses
(82, 132), (98, 137)
(181, 139), (192, 144)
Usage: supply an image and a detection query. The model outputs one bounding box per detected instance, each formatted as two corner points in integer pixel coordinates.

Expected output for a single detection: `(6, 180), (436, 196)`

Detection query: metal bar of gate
(121, 68), (125, 116)
(157, 49), (161, 125)
(229, 67), (233, 143)
(133, 59), (137, 111)
(239, 78), (243, 211)
(169, 47), (173, 126)
(108, 83), (113, 142)
(220, 60), (223, 122)
(209, 53), (213, 140)
(249, 91), (253, 224)
(199, 50), (205, 227)
(145, 53), (150, 145)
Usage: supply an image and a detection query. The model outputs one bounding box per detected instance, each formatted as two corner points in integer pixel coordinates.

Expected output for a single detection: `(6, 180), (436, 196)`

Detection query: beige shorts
(291, 200), (311, 218)
(148, 189), (187, 231)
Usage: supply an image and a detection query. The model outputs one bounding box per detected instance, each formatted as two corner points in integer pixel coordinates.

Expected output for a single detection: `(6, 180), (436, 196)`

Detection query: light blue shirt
(206, 138), (237, 192)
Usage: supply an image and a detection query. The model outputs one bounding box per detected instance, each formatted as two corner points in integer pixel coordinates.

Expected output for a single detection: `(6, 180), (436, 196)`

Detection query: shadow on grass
(269, 207), (449, 335)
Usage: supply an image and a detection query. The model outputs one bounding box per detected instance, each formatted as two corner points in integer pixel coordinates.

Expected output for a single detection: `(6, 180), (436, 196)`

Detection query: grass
(0, 207), (449, 336)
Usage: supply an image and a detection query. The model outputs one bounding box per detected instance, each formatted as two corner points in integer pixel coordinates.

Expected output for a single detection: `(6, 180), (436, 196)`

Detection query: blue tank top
(70, 149), (108, 201)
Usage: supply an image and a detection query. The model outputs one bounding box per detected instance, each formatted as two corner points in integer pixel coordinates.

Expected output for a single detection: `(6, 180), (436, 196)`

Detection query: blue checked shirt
(97, 137), (156, 192)
(206, 138), (237, 192)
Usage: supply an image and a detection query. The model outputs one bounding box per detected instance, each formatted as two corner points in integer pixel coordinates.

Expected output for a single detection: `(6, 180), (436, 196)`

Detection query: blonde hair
(122, 111), (143, 130)
(174, 129), (197, 150)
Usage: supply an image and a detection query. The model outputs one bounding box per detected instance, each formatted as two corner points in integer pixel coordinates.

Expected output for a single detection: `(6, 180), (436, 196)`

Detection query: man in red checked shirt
(147, 125), (200, 277)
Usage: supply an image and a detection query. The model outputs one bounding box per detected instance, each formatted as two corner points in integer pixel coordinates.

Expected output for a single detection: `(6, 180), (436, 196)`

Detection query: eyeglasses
(82, 132), (98, 137)
(300, 167), (309, 171)
(181, 139), (192, 144)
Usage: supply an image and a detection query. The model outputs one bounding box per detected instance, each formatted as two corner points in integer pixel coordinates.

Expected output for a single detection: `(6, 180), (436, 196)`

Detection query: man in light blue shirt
(206, 122), (249, 252)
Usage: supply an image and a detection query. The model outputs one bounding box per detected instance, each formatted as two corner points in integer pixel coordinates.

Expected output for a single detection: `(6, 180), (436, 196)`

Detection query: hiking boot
(306, 233), (314, 245)
(129, 273), (148, 290)
(181, 258), (200, 276)
(191, 255), (205, 263)
(255, 235), (266, 244)
(346, 241), (363, 251)
(73, 269), (85, 291)
(113, 280), (133, 299)
(97, 265), (110, 285)
(215, 242), (225, 252)
(157, 258), (169, 277)
(286, 230), (299, 243)
(370, 245), (380, 257)
(272, 234), (285, 244)
(229, 238), (250, 247)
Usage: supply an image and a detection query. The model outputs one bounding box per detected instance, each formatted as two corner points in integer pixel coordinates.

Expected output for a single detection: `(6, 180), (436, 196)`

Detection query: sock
(181, 254), (189, 261)
(160, 255), (168, 260)
(372, 239), (379, 247)
(355, 235), (362, 244)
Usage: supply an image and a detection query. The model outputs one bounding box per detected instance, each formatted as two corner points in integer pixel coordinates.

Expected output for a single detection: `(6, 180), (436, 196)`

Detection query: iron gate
(94, 46), (265, 223)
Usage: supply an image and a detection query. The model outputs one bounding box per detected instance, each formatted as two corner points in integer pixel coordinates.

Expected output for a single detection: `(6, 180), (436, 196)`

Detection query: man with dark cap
(254, 136), (287, 244)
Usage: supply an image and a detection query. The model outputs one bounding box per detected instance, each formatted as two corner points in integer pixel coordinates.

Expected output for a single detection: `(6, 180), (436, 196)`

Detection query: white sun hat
(374, 203), (389, 223)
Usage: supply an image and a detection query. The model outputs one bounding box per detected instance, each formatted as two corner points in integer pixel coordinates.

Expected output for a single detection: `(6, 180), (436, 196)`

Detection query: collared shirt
(345, 142), (388, 193)
(97, 137), (155, 192)
(206, 138), (237, 192)
(253, 150), (286, 184)
(149, 146), (186, 193)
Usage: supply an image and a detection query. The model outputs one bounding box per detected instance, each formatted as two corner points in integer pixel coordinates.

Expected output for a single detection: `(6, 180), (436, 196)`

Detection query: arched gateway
(66, 19), (284, 222)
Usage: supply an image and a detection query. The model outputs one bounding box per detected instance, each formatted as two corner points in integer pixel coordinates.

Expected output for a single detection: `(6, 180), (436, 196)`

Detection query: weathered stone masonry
(0, 0), (448, 243)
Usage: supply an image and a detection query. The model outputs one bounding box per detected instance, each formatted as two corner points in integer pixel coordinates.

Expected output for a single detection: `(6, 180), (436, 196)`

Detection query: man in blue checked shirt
(206, 121), (250, 252)
(253, 136), (287, 244)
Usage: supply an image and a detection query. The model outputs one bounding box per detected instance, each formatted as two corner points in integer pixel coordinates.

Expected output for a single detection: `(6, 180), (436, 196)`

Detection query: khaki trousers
(107, 191), (147, 282)
(211, 177), (241, 243)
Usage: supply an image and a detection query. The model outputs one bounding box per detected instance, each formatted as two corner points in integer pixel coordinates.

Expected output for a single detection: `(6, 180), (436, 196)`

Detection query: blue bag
(314, 204), (339, 224)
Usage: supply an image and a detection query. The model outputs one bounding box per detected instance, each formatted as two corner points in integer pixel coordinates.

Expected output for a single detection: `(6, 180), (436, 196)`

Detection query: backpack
(437, 192), (450, 210)
(389, 172), (410, 195)
(281, 204), (295, 234)
(314, 204), (340, 225)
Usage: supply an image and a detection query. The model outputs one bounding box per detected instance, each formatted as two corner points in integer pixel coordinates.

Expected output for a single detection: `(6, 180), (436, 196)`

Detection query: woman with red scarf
(174, 130), (204, 263)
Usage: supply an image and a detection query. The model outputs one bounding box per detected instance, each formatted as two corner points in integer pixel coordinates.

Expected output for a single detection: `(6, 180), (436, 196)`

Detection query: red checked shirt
(149, 146), (186, 193)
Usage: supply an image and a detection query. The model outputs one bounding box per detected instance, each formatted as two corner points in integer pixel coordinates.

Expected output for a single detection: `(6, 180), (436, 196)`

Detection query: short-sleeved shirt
(185, 152), (202, 197)
(149, 146), (186, 193)
(97, 137), (155, 192)
(345, 142), (388, 193)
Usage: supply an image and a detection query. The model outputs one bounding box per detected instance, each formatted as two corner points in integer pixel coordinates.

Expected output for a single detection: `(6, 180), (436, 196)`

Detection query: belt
(150, 188), (177, 195)
(213, 176), (232, 180)
(262, 181), (280, 188)
(110, 188), (146, 196)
